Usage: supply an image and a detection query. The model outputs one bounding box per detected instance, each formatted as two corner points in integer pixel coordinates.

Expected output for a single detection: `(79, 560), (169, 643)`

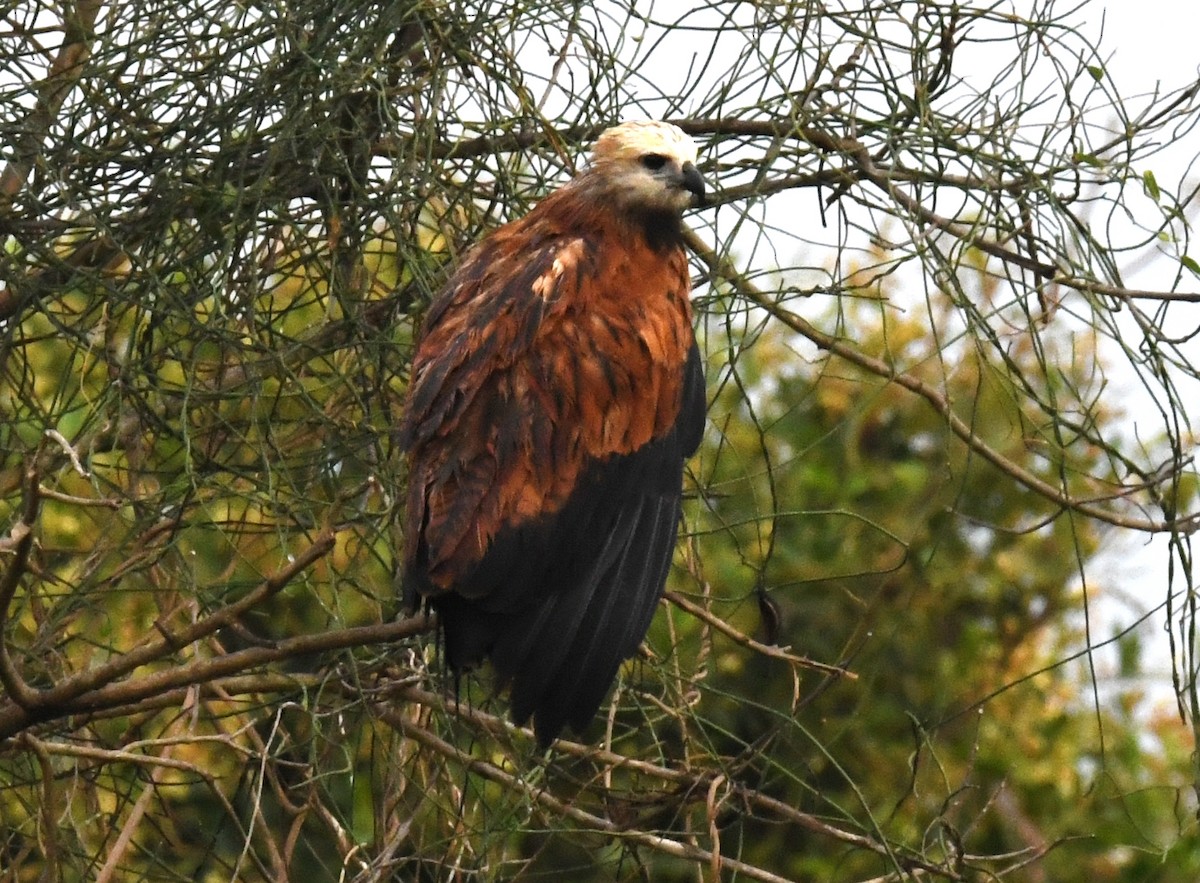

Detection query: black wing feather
(555, 493), (681, 736)
(430, 341), (705, 746)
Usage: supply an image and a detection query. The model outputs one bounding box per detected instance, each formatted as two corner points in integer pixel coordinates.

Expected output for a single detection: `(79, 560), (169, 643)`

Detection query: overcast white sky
(1091, 0), (1199, 279)
(1052, 0), (1199, 709)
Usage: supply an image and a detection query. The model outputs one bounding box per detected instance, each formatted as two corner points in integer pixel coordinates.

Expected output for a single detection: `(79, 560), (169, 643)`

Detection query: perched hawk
(399, 120), (706, 746)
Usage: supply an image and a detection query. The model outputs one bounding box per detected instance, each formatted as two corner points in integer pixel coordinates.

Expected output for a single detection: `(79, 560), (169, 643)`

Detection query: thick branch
(0, 613), (432, 741)
(0, 466), (42, 707)
(0, 530), (336, 736)
(0, 1), (103, 203)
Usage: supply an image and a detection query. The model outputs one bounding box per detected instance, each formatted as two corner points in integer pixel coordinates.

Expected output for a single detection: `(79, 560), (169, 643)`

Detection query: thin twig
(683, 226), (1196, 535)
(664, 589), (856, 678)
(0, 465), (41, 708)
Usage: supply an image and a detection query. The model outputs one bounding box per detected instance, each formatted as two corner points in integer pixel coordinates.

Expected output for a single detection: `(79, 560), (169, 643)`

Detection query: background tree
(2, 1), (1198, 880)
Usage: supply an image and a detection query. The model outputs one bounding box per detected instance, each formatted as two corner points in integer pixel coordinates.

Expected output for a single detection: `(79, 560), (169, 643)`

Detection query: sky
(1050, 0), (1199, 711)
(1090, 2), (1195, 98)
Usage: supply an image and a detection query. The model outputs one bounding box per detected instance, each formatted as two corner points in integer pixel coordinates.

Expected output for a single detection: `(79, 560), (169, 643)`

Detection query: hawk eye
(640, 153), (668, 171)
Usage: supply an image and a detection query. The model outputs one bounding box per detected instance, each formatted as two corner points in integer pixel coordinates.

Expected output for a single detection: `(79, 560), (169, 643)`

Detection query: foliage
(2, 0), (1199, 880)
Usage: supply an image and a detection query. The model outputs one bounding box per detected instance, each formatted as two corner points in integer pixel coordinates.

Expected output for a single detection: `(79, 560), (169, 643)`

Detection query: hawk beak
(679, 162), (707, 207)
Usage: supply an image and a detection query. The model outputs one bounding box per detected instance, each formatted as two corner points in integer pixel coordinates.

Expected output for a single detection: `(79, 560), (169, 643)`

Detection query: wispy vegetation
(2, 1), (1198, 879)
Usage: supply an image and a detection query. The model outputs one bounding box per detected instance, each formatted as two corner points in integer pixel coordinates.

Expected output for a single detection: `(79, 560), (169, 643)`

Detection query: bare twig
(664, 589), (856, 678)
(0, 466), (41, 708)
(683, 226), (1196, 535)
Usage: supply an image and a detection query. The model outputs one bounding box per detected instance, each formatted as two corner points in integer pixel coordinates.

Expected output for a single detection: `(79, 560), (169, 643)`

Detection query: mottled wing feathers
(399, 187), (696, 595)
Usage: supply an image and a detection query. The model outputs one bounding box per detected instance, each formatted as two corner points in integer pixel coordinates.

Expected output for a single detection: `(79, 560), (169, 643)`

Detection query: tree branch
(0, 612), (432, 740)
(0, 464), (42, 708)
(683, 226), (1196, 535)
(0, 529), (340, 737)
(0, 0), (104, 318)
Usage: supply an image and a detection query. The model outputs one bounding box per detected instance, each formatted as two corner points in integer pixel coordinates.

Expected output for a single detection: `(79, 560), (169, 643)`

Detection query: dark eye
(640, 153), (668, 171)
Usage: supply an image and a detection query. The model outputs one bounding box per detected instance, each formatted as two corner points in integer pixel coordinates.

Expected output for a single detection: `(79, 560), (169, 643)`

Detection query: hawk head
(585, 120), (706, 215)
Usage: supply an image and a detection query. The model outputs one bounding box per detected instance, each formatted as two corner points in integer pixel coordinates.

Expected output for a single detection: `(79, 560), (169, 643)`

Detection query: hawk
(399, 120), (706, 746)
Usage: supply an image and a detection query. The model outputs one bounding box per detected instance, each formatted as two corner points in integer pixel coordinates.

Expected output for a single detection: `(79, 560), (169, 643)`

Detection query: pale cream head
(591, 121), (699, 167)
(583, 120), (705, 214)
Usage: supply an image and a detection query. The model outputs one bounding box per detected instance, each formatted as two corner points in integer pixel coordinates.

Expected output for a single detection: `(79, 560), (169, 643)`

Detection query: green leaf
(1143, 169), (1161, 202)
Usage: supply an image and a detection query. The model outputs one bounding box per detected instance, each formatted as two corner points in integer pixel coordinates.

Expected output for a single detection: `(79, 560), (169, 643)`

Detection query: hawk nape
(399, 120), (706, 747)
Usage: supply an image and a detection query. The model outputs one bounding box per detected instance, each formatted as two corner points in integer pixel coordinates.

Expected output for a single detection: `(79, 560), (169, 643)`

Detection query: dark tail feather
(545, 494), (679, 737)
(504, 501), (642, 725)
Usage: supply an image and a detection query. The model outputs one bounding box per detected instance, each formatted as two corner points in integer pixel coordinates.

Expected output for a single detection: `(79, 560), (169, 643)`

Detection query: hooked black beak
(679, 161), (707, 207)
